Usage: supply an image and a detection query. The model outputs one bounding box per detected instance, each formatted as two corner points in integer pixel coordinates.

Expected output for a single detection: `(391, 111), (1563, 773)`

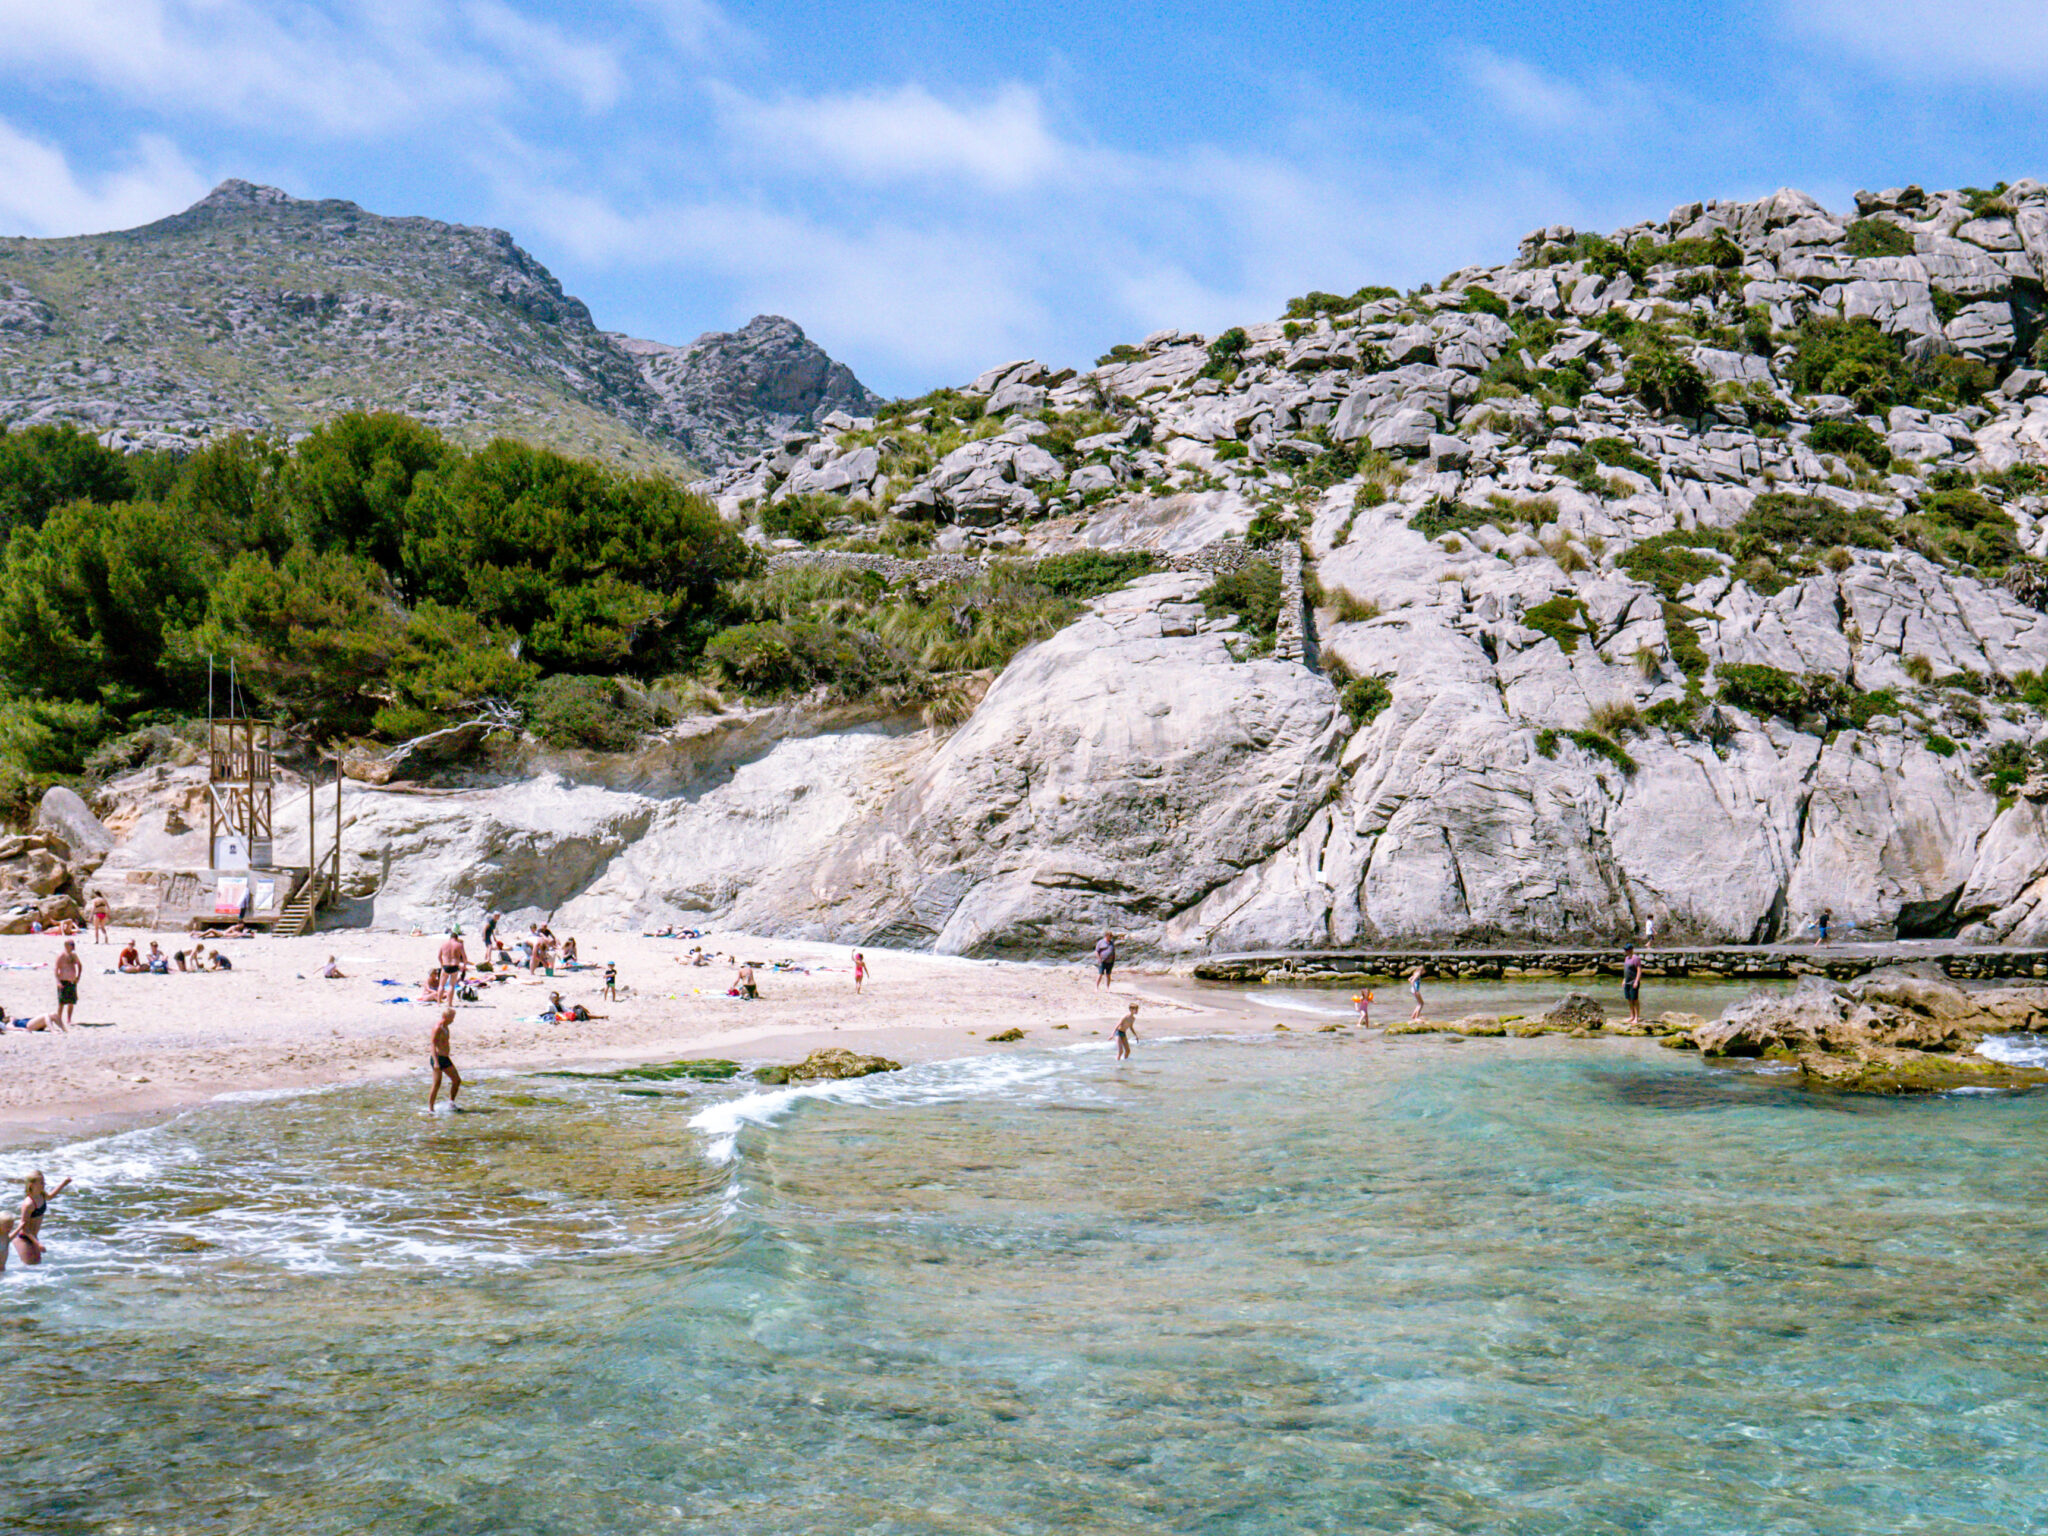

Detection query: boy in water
(1113, 1001), (1140, 1061)
(428, 1007), (461, 1111)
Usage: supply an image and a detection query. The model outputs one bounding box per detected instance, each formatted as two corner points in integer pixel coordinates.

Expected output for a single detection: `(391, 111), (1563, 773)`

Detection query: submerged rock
(751, 1048), (902, 1085)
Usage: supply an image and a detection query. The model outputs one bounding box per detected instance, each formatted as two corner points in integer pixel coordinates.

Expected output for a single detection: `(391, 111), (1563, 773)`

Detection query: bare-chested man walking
(428, 1007), (462, 1112)
(53, 940), (81, 1030)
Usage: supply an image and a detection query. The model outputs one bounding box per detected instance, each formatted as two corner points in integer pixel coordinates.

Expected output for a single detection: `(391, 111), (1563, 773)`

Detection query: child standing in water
(1408, 966), (1426, 1022)
(1354, 990), (1374, 1027)
(1113, 1002), (1140, 1061)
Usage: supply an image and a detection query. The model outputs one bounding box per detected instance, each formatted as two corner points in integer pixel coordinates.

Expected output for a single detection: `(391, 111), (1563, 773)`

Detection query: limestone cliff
(86, 178), (2048, 954)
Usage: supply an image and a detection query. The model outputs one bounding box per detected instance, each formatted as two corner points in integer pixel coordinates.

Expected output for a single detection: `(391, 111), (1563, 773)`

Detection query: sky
(0, 0), (2042, 398)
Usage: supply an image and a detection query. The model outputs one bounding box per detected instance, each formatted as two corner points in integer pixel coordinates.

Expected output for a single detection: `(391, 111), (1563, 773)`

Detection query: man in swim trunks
(1622, 943), (1643, 1025)
(428, 1007), (461, 1111)
(438, 929), (469, 986)
(53, 940), (80, 1029)
(1095, 932), (1117, 989)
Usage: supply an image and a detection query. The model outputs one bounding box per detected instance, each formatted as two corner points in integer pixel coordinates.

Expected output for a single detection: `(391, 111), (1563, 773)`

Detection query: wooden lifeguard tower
(207, 717), (275, 871)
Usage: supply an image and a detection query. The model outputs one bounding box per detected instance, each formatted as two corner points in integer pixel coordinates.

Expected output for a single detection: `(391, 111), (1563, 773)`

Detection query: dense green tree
(287, 411), (452, 572)
(168, 432), (293, 556)
(0, 500), (215, 708)
(0, 423), (135, 534)
(402, 438), (751, 673)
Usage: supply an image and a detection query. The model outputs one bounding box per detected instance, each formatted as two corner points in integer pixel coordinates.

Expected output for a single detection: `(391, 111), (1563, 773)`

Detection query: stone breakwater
(1192, 945), (2048, 984)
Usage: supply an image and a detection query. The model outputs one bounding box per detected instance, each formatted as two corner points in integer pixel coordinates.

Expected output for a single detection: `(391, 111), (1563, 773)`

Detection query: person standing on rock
(1408, 966), (1426, 1022)
(1113, 1002), (1139, 1061)
(428, 1007), (461, 1112)
(1622, 944), (1643, 1026)
(1095, 933), (1117, 990)
(89, 893), (110, 945)
(53, 940), (80, 1030)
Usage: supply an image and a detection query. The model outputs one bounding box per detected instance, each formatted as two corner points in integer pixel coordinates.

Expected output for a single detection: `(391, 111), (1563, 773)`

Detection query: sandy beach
(0, 926), (1268, 1144)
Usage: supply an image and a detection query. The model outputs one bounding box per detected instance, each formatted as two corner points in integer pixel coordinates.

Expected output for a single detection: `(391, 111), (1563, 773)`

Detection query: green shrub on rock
(1843, 217), (1915, 258)
(1806, 419), (1892, 469)
(1341, 674), (1393, 725)
(523, 674), (663, 751)
(1198, 562), (1283, 642)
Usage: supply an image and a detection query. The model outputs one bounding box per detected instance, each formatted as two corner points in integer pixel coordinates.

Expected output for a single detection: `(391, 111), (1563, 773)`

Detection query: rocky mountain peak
(0, 184), (875, 473)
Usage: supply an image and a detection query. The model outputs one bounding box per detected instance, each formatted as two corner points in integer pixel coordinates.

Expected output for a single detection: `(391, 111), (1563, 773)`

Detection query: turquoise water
(8, 1022), (2048, 1534)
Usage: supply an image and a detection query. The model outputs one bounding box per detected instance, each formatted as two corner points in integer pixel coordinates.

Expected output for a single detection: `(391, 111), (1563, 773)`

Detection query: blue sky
(0, 0), (2041, 397)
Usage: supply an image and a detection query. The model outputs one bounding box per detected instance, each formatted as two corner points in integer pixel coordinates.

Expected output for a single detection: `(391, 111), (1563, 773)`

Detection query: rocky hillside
(0, 180), (875, 471)
(88, 178), (2048, 955)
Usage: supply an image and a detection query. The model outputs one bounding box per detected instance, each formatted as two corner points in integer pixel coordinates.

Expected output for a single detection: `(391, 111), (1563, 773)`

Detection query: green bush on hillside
(1843, 217), (1915, 258)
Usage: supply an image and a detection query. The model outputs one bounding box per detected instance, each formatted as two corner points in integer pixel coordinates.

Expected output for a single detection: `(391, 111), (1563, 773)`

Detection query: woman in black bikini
(11, 1169), (70, 1268)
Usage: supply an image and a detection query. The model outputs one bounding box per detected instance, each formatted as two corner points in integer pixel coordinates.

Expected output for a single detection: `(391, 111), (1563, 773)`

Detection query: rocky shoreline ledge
(1194, 943), (2048, 984)
(1379, 965), (2048, 1094)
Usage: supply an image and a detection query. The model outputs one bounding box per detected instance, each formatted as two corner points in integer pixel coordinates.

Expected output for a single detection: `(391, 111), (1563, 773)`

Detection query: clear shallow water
(7, 1028), (2048, 1535)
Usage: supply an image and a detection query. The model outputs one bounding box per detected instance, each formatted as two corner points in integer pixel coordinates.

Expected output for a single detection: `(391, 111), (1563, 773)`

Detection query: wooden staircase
(272, 874), (324, 938)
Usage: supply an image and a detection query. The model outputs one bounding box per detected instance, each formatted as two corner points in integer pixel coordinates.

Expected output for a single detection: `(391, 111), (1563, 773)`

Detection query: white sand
(0, 927), (1266, 1143)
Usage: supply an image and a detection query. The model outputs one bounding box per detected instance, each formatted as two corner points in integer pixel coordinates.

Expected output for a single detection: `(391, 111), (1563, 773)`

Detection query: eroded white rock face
(800, 575), (1350, 954)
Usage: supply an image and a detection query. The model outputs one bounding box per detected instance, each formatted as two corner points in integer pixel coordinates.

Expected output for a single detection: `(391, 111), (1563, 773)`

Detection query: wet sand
(0, 928), (1283, 1145)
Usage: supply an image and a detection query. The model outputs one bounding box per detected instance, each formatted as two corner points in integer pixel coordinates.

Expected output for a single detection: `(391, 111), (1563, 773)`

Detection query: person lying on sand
(544, 990), (600, 1022)
(116, 941), (142, 974)
(16, 1012), (63, 1032)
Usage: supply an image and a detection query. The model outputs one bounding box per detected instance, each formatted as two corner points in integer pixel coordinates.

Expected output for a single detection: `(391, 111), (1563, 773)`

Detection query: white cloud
(0, 0), (643, 135)
(712, 82), (1072, 191)
(461, 0), (627, 113)
(0, 118), (209, 236)
(1791, 0), (2048, 79)
(1464, 48), (1594, 131)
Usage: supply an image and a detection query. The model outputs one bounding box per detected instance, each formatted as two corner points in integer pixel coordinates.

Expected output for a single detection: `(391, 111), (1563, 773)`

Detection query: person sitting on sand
(117, 940), (142, 974)
(732, 963), (758, 1001)
(10, 1170), (70, 1267)
(422, 966), (446, 1003)
(545, 990), (597, 1023)
(561, 937), (577, 967)
(147, 945), (169, 975)
(1408, 966), (1427, 1022)
(208, 947), (232, 972)
(1113, 1001), (1140, 1061)
(321, 956), (346, 979)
